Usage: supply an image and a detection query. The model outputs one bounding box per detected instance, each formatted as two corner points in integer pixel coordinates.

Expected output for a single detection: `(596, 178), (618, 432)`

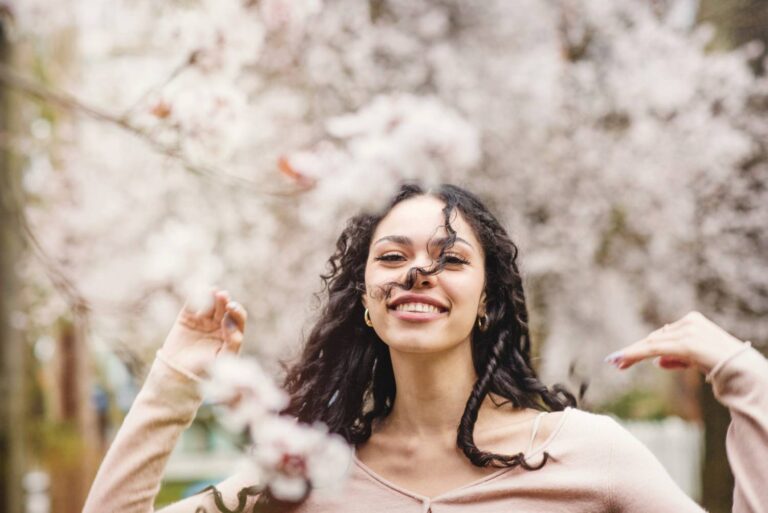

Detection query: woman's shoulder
(557, 407), (631, 438)
(477, 406), (600, 456)
(563, 407), (620, 427)
(540, 407), (638, 455)
(476, 407), (627, 469)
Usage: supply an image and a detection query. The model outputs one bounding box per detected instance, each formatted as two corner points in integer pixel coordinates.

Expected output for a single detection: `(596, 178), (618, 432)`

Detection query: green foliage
(155, 480), (196, 507)
(596, 388), (674, 421)
(156, 479), (222, 508)
(27, 419), (85, 466)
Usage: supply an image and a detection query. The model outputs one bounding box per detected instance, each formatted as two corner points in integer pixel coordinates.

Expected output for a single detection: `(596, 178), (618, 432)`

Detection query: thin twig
(0, 63), (307, 196)
(18, 205), (95, 314)
(120, 52), (194, 119)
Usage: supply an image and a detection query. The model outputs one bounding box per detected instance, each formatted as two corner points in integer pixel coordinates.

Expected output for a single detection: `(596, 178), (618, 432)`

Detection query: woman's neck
(380, 342), (517, 444)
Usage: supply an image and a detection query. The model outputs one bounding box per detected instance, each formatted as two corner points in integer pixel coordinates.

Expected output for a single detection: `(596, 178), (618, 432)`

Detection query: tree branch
(0, 63), (308, 197)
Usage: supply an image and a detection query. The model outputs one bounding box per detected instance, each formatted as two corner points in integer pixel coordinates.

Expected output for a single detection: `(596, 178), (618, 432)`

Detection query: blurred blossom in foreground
(203, 355), (289, 431)
(251, 416), (352, 501)
(204, 355), (351, 501)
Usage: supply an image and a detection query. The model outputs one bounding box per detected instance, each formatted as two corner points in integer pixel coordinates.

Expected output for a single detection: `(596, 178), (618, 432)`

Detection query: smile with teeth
(392, 302), (445, 313)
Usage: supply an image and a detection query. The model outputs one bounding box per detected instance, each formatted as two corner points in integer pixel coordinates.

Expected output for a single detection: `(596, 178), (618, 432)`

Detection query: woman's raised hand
(605, 311), (748, 375)
(159, 289), (248, 378)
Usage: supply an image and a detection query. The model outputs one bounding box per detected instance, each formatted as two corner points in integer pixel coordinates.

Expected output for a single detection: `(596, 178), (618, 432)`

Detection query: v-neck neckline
(351, 407), (573, 503)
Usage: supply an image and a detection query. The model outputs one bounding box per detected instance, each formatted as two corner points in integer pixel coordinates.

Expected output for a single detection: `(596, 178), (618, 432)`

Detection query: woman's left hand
(605, 311), (747, 375)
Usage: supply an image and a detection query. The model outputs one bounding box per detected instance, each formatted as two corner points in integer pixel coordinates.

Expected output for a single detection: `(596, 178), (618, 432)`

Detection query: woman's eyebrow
(373, 235), (474, 250)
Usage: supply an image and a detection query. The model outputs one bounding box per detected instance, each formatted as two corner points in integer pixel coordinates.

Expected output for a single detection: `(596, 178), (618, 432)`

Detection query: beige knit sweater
(83, 343), (768, 513)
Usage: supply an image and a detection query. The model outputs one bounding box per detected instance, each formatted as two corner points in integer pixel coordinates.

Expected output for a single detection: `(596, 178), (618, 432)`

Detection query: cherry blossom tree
(3, 0), (767, 416)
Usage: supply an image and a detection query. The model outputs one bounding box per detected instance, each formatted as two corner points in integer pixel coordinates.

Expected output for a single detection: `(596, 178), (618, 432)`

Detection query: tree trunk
(0, 21), (25, 513)
(698, 0), (768, 73)
(694, 2), (768, 511)
(700, 384), (734, 513)
(47, 317), (100, 513)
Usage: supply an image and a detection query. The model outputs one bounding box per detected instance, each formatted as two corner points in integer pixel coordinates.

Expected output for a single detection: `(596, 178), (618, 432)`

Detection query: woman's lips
(388, 308), (447, 322)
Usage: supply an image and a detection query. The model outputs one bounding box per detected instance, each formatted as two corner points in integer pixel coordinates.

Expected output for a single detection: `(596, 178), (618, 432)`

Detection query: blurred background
(1, 0), (767, 511)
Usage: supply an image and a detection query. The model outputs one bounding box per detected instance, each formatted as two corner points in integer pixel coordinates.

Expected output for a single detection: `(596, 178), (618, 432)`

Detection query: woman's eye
(373, 253), (468, 265)
(444, 254), (469, 265)
(374, 254), (405, 262)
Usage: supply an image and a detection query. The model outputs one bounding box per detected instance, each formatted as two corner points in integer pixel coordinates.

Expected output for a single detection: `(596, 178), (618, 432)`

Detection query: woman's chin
(382, 333), (469, 355)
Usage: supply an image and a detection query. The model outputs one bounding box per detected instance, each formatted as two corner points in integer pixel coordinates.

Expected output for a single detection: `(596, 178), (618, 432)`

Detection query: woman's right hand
(605, 311), (746, 376)
(159, 289), (248, 378)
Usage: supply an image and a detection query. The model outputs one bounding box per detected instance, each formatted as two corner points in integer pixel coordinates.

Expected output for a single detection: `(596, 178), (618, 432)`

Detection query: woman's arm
(707, 343), (768, 513)
(82, 290), (255, 513)
(83, 357), (203, 513)
(607, 311), (768, 512)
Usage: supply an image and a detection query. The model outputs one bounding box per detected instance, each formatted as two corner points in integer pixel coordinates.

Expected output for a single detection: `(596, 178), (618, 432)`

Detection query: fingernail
(604, 351), (623, 364)
(227, 301), (239, 310)
(225, 315), (238, 332)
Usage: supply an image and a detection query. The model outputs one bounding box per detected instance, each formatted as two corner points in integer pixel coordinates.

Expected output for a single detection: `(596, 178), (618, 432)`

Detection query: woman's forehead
(372, 196), (479, 247)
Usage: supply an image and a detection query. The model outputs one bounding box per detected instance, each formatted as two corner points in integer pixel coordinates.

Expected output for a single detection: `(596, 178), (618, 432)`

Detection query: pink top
(83, 343), (768, 513)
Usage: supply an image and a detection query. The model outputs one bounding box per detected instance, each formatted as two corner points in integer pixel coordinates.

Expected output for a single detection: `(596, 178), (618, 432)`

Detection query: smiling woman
(281, 184), (576, 469)
(82, 183), (768, 513)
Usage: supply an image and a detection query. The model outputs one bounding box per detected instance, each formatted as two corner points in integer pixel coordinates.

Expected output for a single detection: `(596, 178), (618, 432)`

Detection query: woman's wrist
(705, 341), (752, 384)
(156, 349), (205, 383)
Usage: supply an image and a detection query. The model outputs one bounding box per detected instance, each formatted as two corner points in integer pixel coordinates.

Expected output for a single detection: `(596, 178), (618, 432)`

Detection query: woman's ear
(478, 292), (487, 316)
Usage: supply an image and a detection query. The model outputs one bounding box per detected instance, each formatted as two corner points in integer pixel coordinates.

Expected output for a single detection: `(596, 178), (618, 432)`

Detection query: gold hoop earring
(477, 314), (488, 332)
(364, 308), (373, 327)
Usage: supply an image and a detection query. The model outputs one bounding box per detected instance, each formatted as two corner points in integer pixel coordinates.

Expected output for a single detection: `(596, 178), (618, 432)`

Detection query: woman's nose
(413, 251), (436, 270)
(411, 254), (438, 287)
(416, 273), (436, 288)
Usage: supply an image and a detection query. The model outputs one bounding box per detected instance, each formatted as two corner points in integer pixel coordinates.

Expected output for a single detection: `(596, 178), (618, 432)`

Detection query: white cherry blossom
(203, 355), (289, 432)
(250, 415), (352, 501)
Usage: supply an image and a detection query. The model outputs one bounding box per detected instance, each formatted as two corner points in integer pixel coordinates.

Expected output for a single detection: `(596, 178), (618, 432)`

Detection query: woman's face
(363, 195), (486, 354)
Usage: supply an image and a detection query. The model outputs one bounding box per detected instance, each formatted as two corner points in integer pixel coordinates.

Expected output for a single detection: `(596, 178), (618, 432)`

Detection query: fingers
(604, 320), (690, 370)
(609, 337), (684, 369)
(655, 356), (691, 369)
(222, 315), (243, 354)
(662, 314), (691, 331)
(603, 310), (700, 370)
(604, 311), (742, 374)
(212, 290), (230, 322)
(221, 300), (247, 354)
(225, 300), (247, 332)
(177, 286), (248, 355)
(183, 286), (217, 316)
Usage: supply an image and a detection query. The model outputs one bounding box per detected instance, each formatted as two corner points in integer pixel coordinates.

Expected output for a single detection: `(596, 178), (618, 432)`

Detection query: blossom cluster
(284, 93), (481, 227)
(204, 355), (351, 501)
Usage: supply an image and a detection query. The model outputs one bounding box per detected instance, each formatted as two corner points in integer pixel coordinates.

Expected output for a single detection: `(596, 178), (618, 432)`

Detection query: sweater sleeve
(606, 343), (768, 513)
(82, 357), (260, 513)
(707, 344), (768, 513)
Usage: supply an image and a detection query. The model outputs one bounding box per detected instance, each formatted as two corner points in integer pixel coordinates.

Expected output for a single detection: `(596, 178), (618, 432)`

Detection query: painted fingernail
(604, 351), (623, 364)
(227, 301), (239, 310)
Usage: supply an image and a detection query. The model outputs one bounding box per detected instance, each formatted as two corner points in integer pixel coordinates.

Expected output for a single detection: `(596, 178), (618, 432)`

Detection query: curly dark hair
(281, 182), (577, 470)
